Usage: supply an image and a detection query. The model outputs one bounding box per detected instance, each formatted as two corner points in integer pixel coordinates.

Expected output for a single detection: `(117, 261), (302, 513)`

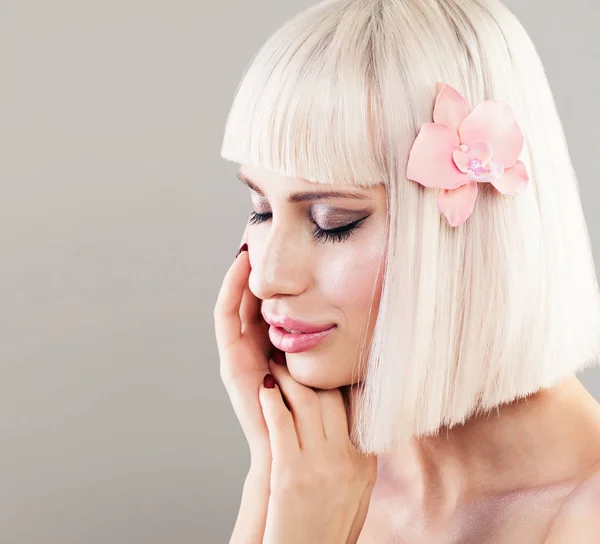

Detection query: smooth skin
(258, 359), (377, 544)
(215, 164), (600, 543)
(216, 242), (376, 544)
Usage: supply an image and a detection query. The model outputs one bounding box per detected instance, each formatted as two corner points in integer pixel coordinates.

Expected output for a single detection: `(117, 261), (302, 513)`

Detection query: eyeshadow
(311, 206), (371, 228)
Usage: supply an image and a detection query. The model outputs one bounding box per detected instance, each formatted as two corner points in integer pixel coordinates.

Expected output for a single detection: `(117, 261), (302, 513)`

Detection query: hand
(259, 359), (378, 544)
(214, 232), (273, 468)
(214, 232), (276, 544)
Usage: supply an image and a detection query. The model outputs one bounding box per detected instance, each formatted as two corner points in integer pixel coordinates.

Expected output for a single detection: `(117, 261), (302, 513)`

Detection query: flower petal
(453, 141), (494, 174)
(437, 181), (479, 227)
(458, 100), (525, 168)
(490, 160), (530, 195)
(469, 141), (493, 166)
(452, 149), (470, 173)
(433, 83), (471, 132)
(407, 122), (466, 190)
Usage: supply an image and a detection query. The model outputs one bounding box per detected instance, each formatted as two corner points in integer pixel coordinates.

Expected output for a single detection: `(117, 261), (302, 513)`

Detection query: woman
(214, 0), (600, 541)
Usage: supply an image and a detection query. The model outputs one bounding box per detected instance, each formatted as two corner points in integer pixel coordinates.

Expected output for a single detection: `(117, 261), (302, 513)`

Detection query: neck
(374, 375), (600, 513)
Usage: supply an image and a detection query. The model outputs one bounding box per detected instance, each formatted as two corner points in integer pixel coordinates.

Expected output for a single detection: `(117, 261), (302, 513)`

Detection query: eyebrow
(236, 171), (370, 203)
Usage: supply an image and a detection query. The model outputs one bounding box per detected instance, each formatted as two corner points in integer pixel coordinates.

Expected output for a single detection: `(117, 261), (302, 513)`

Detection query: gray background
(0, 0), (598, 542)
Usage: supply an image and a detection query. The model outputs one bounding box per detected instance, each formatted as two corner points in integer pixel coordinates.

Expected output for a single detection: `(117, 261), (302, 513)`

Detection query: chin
(285, 355), (351, 390)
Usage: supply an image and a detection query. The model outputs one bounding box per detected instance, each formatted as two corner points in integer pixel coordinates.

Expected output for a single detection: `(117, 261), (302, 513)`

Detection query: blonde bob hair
(220, 0), (600, 454)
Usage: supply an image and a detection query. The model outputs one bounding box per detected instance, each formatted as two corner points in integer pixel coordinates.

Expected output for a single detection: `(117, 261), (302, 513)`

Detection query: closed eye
(247, 211), (367, 244)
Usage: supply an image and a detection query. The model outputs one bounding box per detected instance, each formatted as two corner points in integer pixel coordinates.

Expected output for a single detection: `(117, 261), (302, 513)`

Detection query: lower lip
(268, 325), (336, 353)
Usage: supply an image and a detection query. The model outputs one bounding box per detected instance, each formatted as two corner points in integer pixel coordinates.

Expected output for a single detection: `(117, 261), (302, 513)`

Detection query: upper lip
(262, 311), (336, 334)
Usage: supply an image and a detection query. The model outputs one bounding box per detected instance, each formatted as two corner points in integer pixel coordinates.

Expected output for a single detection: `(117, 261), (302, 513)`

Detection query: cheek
(286, 233), (387, 389)
(320, 237), (386, 313)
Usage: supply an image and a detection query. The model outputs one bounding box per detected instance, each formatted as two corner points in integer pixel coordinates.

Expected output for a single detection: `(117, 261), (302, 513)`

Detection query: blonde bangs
(220, 1), (388, 188)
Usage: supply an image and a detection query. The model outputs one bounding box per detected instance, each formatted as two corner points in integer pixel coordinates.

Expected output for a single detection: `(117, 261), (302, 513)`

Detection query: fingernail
(272, 349), (286, 365)
(263, 373), (276, 389)
(235, 243), (248, 259)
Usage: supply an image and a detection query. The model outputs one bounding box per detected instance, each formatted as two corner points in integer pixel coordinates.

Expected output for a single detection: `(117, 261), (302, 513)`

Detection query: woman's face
(240, 163), (388, 389)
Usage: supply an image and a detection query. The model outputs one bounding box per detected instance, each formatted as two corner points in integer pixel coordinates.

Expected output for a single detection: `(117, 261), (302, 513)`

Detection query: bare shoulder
(543, 464), (600, 543)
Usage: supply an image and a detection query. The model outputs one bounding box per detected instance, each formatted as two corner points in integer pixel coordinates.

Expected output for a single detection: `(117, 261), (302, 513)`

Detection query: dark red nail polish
(235, 243), (248, 259)
(272, 349), (286, 365)
(264, 373), (276, 389)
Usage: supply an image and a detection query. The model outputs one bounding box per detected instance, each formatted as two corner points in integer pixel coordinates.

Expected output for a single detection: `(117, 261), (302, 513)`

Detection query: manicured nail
(263, 373), (276, 388)
(272, 349), (286, 365)
(235, 243), (248, 259)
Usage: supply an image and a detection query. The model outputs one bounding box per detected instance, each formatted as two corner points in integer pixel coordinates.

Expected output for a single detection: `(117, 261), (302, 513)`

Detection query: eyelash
(247, 211), (366, 244)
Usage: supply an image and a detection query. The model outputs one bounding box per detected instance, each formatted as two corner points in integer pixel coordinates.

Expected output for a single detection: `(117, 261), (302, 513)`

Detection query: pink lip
(262, 313), (336, 335)
(268, 325), (336, 353)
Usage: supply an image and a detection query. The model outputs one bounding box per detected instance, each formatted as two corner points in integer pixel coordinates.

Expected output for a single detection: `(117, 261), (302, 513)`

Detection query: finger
(239, 280), (261, 327)
(317, 388), (350, 444)
(224, 369), (273, 461)
(239, 248), (262, 329)
(213, 244), (250, 350)
(259, 374), (301, 458)
(272, 348), (287, 365)
(268, 360), (325, 449)
(239, 280), (270, 358)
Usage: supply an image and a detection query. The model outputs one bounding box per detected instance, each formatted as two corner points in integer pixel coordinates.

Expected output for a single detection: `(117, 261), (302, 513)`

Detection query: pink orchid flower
(406, 82), (530, 227)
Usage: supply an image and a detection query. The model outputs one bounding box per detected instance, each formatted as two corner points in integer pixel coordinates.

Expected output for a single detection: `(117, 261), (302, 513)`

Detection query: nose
(248, 223), (311, 301)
